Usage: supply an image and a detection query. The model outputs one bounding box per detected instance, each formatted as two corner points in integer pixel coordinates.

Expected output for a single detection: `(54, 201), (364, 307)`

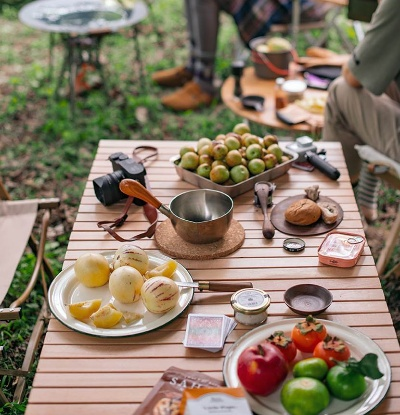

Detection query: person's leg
(159, 0), (220, 110)
(323, 77), (400, 182)
(185, 0), (220, 93)
(152, 0), (220, 93)
(322, 77), (400, 220)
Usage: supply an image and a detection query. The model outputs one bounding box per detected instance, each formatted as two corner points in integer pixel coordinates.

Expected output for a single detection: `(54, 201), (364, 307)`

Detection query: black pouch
(304, 65), (342, 80)
(302, 65), (342, 90)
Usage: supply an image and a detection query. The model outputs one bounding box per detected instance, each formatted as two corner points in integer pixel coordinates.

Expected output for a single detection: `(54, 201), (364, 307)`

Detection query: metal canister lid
(282, 79), (307, 93)
(283, 238), (305, 252)
(230, 288), (271, 315)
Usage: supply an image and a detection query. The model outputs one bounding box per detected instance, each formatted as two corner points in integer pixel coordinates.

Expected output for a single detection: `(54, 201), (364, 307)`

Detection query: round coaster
(154, 219), (245, 260)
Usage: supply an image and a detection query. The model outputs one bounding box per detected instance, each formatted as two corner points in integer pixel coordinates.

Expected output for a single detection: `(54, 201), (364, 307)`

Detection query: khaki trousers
(322, 77), (400, 180)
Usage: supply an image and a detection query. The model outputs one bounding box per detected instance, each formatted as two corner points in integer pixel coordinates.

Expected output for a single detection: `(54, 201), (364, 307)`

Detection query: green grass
(0, 2), (398, 413)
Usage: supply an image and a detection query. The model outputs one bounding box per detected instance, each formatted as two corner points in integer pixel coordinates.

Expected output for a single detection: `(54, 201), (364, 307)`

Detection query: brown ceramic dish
(284, 284), (333, 316)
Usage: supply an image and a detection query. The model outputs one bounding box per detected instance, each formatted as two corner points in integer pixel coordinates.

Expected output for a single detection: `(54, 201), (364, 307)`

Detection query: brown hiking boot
(151, 65), (193, 87)
(161, 81), (214, 111)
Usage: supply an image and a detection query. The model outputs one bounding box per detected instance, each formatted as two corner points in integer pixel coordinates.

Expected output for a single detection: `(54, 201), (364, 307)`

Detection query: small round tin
(283, 238), (305, 252)
(230, 288), (271, 326)
(318, 231), (366, 267)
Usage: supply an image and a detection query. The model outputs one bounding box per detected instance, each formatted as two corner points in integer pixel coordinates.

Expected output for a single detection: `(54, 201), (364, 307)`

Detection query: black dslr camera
(93, 152), (147, 206)
(286, 136), (341, 180)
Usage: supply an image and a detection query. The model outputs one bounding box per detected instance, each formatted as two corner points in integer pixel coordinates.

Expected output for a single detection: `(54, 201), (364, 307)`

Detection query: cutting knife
(176, 281), (253, 292)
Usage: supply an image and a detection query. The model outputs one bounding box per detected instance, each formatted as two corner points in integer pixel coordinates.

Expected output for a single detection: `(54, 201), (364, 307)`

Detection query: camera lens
(93, 170), (126, 206)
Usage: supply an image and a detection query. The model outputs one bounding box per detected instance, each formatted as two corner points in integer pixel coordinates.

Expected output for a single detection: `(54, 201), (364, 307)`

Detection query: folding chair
(355, 145), (400, 277)
(270, 0), (349, 49)
(0, 178), (60, 404)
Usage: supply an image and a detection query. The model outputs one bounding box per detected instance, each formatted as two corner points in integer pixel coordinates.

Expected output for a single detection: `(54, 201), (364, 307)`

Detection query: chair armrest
(0, 307), (21, 321)
(38, 198), (60, 210)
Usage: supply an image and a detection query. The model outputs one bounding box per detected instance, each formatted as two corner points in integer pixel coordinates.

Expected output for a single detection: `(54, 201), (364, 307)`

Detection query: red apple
(237, 341), (288, 396)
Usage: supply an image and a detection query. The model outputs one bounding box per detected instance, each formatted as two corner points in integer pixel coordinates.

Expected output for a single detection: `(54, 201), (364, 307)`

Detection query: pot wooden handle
(201, 281), (253, 292)
(120, 179), (162, 209)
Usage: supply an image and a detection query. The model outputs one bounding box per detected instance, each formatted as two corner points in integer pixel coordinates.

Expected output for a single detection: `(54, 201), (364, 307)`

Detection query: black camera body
(286, 136), (317, 162)
(286, 136), (340, 180)
(93, 152), (147, 206)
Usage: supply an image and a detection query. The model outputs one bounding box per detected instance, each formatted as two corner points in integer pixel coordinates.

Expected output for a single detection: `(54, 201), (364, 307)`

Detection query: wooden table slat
(25, 140), (399, 415)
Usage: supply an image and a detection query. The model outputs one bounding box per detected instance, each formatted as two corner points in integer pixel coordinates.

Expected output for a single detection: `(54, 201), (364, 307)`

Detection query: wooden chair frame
(0, 179), (60, 405)
(366, 165), (400, 277)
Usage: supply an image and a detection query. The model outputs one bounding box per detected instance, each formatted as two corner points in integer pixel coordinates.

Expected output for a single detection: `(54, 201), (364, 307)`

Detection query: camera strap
(97, 146), (159, 242)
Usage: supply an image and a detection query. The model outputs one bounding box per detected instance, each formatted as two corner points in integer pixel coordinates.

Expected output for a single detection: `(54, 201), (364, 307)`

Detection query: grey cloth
(322, 0), (400, 180)
(323, 77), (400, 179)
(348, 0), (400, 95)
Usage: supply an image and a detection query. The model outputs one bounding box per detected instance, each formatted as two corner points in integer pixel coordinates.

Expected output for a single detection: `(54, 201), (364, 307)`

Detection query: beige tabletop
(25, 140), (400, 415)
(221, 67), (327, 134)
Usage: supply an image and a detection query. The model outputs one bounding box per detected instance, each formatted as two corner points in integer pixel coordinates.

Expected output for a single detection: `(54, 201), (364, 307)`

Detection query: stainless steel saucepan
(119, 179), (234, 244)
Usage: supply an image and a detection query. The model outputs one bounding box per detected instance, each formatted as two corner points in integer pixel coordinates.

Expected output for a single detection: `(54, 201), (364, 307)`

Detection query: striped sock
(357, 162), (379, 219)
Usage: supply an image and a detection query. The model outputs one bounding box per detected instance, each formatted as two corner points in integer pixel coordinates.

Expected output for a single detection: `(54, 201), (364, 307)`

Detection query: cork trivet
(154, 219), (245, 260)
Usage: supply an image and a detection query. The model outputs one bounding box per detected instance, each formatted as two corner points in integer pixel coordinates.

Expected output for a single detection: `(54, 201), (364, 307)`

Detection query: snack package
(179, 387), (253, 415)
(134, 366), (224, 415)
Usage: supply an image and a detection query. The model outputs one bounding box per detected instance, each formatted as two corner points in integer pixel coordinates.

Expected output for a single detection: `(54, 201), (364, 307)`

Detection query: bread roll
(285, 199), (321, 226)
(306, 46), (338, 58)
(317, 202), (339, 224)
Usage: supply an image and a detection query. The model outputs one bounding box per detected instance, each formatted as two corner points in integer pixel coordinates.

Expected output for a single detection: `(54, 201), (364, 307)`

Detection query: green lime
(281, 377), (330, 415)
(293, 357), (329, 380)
(326, 365), (367, 400)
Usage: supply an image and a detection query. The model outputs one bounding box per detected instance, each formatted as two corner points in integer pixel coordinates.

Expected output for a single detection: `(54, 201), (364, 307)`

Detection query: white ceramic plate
(223, 318), (391, 415)
(48, 251), (194, 337)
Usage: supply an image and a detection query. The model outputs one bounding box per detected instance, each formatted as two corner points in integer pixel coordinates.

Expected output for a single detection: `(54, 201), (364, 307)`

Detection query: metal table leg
(54, 34), (111, 115)
(48, 33), (56, 81)
(132, 26), (146, 92)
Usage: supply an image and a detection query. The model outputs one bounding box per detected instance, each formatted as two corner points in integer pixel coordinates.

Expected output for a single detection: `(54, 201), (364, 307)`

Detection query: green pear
(267, 143), (283, 163)
(246, 143), (263, 160)
(233, 123), (251, 136)
(263, 134), (278, 148)
(179, 151), (199, 170)
(212, 143), (229, 160)
(224, 135), (241, 151)
(248, 158), (266, 176)
(263, 153), (278, 169)
(210, 165), (230, 184)
(230, 165), (250, 184)
(225, 150), (242, 167)
(179, 145), (196, 158)
(197, 137), (212, 152)
(196, 163), (212, 179)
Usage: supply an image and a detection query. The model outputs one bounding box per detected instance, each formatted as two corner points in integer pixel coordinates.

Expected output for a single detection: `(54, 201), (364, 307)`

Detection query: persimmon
(313, 335), (351, 368)
(291, 315), (327, 353)
(266, 331), (297, 363)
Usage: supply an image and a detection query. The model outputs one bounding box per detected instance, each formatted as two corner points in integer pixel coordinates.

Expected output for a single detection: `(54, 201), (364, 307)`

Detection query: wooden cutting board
(270, 194), (343, 236)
